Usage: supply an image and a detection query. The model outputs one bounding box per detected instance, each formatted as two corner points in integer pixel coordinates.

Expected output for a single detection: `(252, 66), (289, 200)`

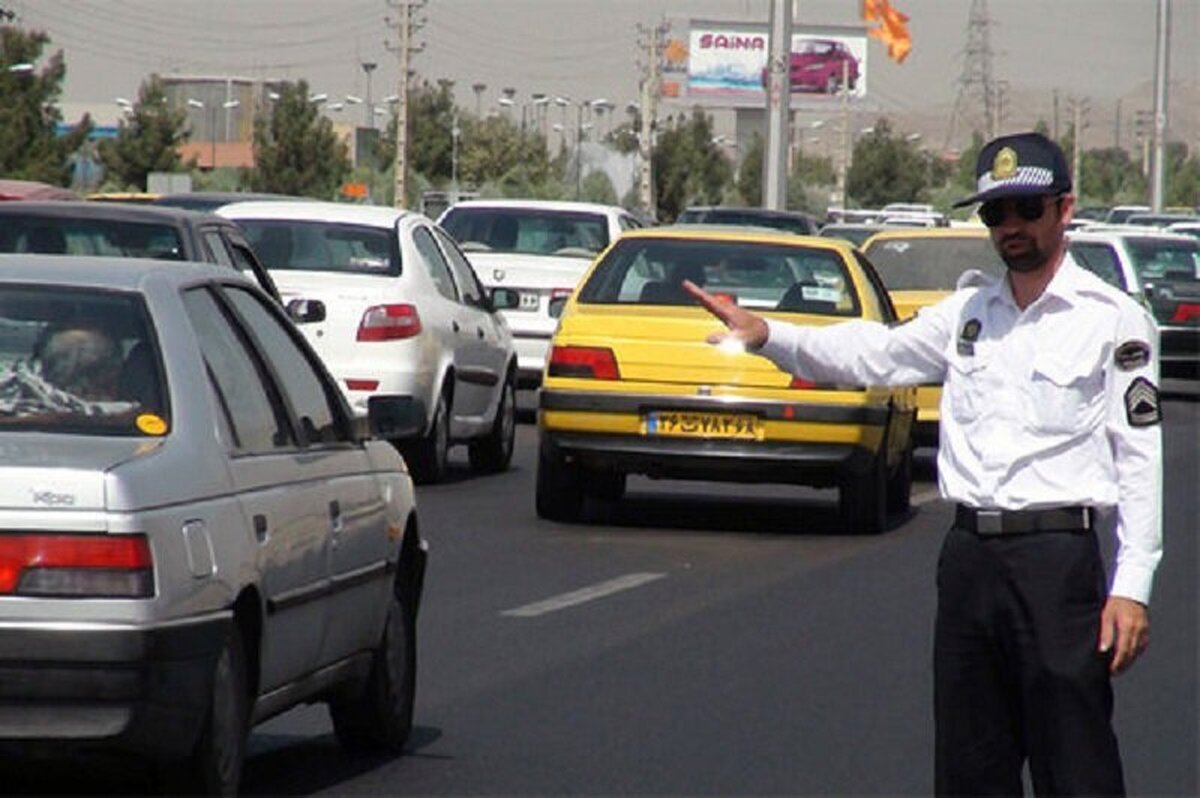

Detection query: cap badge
(992, 147), (1018, 179)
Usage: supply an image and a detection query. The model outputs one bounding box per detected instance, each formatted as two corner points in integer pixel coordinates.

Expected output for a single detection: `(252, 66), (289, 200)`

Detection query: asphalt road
(238, 393), (1197, 797)
(10, 395), (1195, 796)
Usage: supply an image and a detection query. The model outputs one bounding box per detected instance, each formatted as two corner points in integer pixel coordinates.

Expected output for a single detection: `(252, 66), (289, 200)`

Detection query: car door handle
(252, 514), (268, 543)
(476, 327), (485, 339)
(329, 500), (344, 535)
(452, 320), (461, 333)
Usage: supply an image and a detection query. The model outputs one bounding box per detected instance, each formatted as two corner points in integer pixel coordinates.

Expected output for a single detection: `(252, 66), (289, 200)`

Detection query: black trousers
(934, 525), (1125, 796)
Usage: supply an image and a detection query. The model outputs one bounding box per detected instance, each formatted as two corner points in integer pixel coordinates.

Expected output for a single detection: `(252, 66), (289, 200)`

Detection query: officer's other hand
(682, 280), (769, 349)
(1099, 595), (1150, 675)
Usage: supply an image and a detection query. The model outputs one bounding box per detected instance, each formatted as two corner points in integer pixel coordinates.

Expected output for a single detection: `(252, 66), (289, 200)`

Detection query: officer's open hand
(682, 280), (769, 349)
(1099, 595), (1150, 675)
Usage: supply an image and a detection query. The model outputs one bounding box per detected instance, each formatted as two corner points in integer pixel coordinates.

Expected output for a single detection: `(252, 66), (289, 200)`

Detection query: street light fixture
(6, 63), (34, 75)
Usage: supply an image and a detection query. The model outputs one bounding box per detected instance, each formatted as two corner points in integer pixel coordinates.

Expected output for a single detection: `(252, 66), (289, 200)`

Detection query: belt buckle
(976, 509), (1004, 535)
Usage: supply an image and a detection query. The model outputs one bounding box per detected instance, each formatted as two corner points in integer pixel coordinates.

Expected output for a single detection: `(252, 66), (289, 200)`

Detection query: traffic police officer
(685, 131), (1162, 797)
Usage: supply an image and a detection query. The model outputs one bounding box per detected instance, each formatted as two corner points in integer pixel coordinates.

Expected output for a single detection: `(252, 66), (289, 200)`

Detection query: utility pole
(762, 0), (790, 210)
(388, 0), (423, 209)
(1149, 0), (1169, 211)
(1065, 95), (1089, 194)
(945, 0), (996, 151)
(835, 60), (851, 210)
(636, 20), (666, 220)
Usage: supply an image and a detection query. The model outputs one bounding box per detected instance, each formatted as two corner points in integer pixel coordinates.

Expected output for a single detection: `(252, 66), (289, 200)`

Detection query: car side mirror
(366, 396), (426, 440)
(286, 298), (326, 324)
(548, 295), (569, 319)
(489, 287), (521, 312)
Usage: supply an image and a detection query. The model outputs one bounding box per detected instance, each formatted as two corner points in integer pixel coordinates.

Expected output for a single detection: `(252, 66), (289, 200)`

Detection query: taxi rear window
(863, 236), (1004, 291)
(577, 238), (861, 316)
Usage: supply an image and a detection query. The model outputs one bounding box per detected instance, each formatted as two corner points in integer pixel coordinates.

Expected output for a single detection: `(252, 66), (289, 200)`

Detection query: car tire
(535, 438), (584, 522)
(404, 392), (449, 485)
(165, 624), (249, 797)
(886, 439), (914, 514)
(468, 372), (516, 474)
(839, 449), (887, 535)
(329, 581), (417, 754)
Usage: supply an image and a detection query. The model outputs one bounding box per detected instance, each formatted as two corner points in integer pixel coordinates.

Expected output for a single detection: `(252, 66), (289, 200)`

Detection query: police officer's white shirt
(758, 255), (1162, 604)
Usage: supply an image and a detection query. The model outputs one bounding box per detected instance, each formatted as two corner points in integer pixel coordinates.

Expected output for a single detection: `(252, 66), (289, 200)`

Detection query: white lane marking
(912, 488), (942, 506)
(501, 572), (667, 618)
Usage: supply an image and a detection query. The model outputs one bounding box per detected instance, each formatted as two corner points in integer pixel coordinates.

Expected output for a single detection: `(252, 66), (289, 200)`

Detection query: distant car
(1068, 228), (1200, 379)
(1124, 212), (1198, 228)
(1104, 204), (1150, 224)
(153, 191), (302, 212)
(537, 226), (916, 534)
(220, 200), (520, 483)
(762, 38), (860, 94)
(0, 179), (81, 201)
(676, 206), (821, 236)
(0, 255), (427, 794)
(860, 227), (1005, 446)
(86, 191), (161, 204)
(0, 200), (279, 302)
(817, 222), (889, 248)
(438, 199), (643, 386)
(1165, 221), (1200, 241)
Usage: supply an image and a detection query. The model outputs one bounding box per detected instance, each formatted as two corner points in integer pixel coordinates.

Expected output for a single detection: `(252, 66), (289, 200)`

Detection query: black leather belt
(955, 504), (1092, 535)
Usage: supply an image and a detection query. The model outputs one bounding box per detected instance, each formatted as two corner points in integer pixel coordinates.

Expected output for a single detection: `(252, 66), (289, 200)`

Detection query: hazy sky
(13, 0), (1199, 142)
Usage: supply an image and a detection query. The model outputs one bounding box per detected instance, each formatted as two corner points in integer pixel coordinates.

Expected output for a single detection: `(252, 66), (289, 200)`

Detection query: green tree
(846, 118), (929, 207)
(97, 74), (193, 190)
(1078, 147), (1144, 205)
(408, 79), (456, 182)
(456, 113), (552, 193)
(1165, 142), (1200, 209)
(248, 79), (349, 198)
(0, 26), (90, 184)
(735, 133), (764, 205)
(652, 109), (732, 222)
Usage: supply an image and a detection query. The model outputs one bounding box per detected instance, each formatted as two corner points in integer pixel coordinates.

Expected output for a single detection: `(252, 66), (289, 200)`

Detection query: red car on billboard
(762, 39), (860, 95)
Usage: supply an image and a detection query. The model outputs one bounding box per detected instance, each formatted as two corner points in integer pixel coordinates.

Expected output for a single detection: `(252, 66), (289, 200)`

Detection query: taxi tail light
(789, 376), (817, 389)
(548, 345), (620, 380)
(0, 534), (153, 598)
(357, 304), (422, 341)
(550, 287), (574, 301)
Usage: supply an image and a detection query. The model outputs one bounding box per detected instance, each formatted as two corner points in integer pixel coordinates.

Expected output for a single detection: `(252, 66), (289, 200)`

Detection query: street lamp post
(361, 61), (377, 130)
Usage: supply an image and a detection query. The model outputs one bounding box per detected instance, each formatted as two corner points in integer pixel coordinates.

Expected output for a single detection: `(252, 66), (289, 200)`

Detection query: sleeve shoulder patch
(1124, 376), (1162, 427)
(1114, 339), (1151, 371)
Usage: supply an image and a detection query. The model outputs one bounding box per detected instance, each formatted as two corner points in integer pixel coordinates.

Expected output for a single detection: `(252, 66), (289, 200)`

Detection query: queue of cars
(0, 190), (1195, 792)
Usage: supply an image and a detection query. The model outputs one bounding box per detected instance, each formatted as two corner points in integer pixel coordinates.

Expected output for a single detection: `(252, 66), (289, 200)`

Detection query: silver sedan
(0, 255), (427, 794)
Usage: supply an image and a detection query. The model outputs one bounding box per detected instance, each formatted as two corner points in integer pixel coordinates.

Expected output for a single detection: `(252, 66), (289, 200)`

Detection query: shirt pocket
(1028, 353), (1104, 434)
(945, 354), (988, 424)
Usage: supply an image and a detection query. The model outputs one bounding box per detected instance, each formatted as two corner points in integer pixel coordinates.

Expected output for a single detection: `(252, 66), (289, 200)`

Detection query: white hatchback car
(220, 201), (519, 483)
(438, 199), (645, 386)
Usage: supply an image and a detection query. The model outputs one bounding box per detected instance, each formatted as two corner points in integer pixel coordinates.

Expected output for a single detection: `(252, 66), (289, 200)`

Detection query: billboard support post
(763, 0), (791, 210)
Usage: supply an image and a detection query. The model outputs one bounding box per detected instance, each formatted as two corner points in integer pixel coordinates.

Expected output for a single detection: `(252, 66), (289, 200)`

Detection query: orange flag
(862, 0), (912, 64)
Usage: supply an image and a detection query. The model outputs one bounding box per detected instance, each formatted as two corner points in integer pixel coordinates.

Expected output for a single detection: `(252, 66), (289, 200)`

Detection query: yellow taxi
(860, 226), (1005, 447)
(537, 227), (917, 534)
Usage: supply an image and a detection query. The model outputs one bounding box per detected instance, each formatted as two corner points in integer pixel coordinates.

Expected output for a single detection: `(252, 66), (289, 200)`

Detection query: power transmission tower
(945, 0), (997, 152)
(635, 20), (667, 220)
(387, 0), (425, 209)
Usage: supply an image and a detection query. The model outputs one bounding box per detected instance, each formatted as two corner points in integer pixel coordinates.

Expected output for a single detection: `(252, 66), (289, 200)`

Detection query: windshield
(0, 286), (168, 435)
(577, 238), (861, 316)
(1125, 238), (1200, 282)
(440, 208), (609, 257)
(0, 215), (185, 260)
(863, 236), (1005, 291)
(237, 219), (399, 276)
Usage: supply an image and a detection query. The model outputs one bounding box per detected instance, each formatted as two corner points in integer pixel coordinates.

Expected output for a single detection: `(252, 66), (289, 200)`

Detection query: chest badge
(1114, 340), (1151, 371)
(957, 318), (982, 356)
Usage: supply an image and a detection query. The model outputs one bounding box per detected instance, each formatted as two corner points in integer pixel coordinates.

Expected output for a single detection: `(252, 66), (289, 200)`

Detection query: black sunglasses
(979, 195), (1060, 227)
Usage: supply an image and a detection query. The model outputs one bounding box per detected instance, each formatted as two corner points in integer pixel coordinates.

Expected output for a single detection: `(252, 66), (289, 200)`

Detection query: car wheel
(886, 439), (914, 514)
(329, 581), (416, 754)
(165, 624), (249, 796)
(583, 468), (626, 503)
(468, 372), (516, 473)
(535, 438), (584, 522)
(839, 449), (887, 535)
(404, 392), (449, 485)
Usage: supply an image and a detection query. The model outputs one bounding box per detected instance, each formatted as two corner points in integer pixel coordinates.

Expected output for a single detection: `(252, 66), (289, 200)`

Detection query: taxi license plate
(517, 291), (540, 311)
(643, 411), (759, 439)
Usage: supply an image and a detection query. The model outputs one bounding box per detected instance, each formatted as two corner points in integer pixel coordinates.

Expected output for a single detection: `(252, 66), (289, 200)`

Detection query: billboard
(677, 20), (868, 110)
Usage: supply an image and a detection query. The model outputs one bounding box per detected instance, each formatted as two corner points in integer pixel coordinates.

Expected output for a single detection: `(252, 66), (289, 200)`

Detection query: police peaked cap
(953, 132), (1073, 207)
